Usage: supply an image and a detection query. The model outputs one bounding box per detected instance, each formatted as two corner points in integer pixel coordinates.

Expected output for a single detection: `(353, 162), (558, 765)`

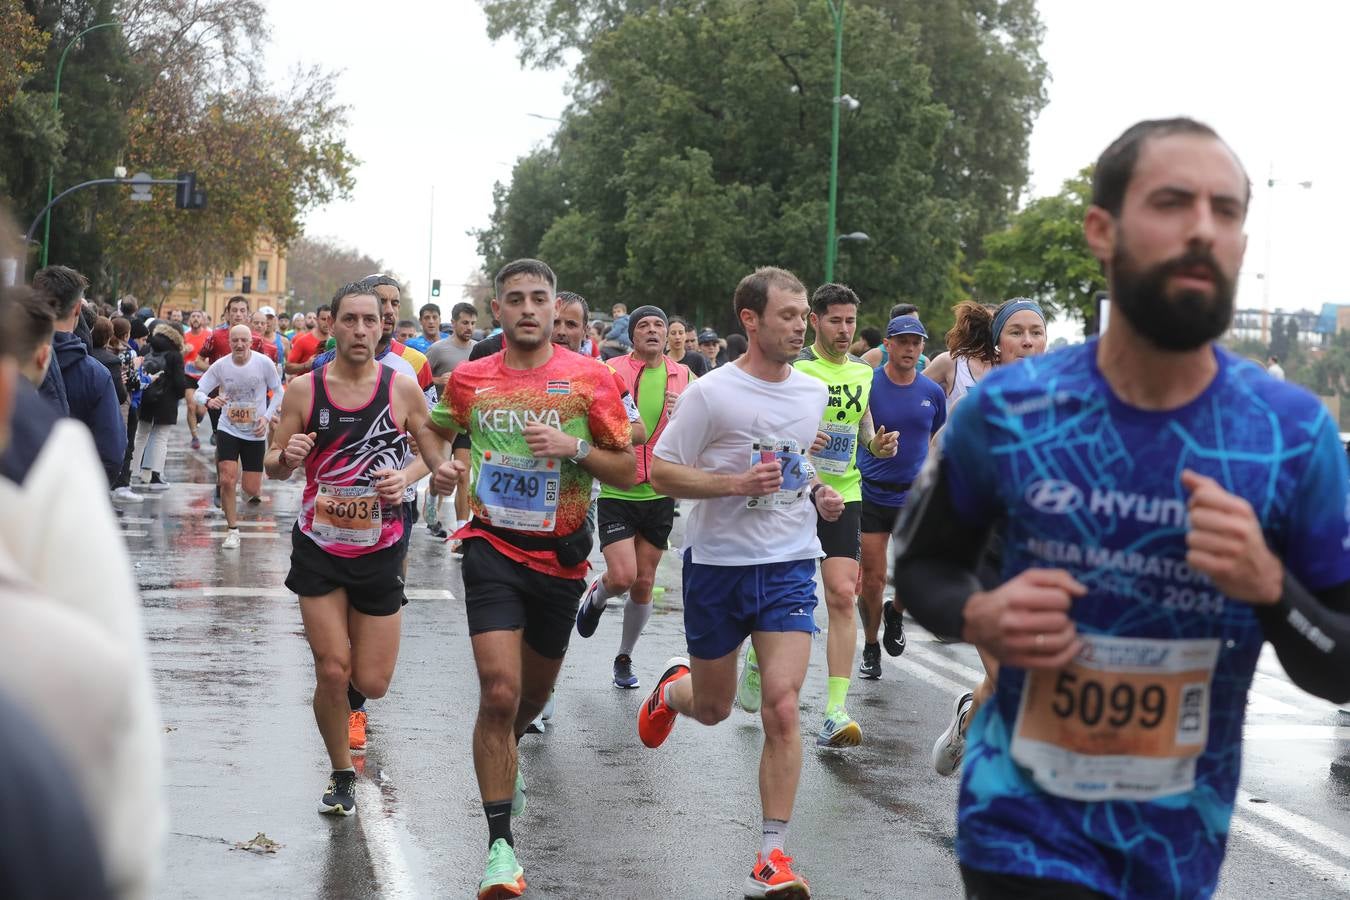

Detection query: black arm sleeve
(1255, 573), (1350, 704)
(892, 453), (998, 642)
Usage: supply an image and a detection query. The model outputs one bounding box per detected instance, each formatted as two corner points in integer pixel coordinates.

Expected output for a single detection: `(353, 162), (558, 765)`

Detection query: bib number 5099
(1051, 670), (1166, 730)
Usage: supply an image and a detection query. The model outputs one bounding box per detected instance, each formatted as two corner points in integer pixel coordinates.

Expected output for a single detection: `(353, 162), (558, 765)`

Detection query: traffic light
(431, 278), (441, 297)
(175, 171), (207, 210)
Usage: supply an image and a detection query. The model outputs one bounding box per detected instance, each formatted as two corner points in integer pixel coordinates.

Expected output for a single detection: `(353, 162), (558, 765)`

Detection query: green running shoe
(478, 838), (526, 899)
(737, 644), (762, 713)
(512, 768), (526, 817)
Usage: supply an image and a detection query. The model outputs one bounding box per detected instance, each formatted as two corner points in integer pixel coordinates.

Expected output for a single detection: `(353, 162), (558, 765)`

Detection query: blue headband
(993, 299), (1044, 343)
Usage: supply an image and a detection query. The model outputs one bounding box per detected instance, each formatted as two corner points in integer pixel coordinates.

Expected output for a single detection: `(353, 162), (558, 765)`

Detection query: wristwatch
(570, 438), (592, 462)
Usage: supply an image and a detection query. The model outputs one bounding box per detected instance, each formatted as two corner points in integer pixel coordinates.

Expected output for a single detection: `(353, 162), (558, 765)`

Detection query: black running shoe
(613, 653), (639, 689)
(426, 521), (448, 539)
(319, 770), (356, 816)
(881, 600), (907, 657)
(859, 642), (882, 679)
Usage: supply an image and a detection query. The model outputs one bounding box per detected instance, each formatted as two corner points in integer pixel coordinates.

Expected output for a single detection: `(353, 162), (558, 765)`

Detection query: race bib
(227, 402), (256, 427)
(477, 451), (560, 532)
(313, 483), (382, 547)
(811, 421), (857, 475)
(1010, 634), (1219, 802)
(747, 438), (814, 510)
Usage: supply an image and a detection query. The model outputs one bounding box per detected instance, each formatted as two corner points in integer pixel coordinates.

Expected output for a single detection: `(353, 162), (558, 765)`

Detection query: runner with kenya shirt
(417, 258), (635, 900)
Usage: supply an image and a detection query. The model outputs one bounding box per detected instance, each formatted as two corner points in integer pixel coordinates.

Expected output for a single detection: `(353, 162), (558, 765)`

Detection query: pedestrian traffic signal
(431, 279), (441, 297)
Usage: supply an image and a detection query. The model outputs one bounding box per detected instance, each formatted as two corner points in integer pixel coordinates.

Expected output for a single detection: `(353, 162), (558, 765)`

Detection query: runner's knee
(629, 570), (655, 599)
(691, 695), (732, 726)
(604, 560), (637, 593)
(477, 676), (521, 723)
(760, 688), (801, 739)
(314, 656), (351, 693)
(351, 671), (390, 701)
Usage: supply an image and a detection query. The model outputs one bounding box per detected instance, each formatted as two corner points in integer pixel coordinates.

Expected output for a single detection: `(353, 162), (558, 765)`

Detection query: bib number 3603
(313, 483), (382, 547)
(1010, 633), (1218, 802)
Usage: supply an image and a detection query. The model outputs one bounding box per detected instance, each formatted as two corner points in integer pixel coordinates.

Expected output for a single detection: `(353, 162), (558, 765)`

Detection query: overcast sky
(265, 0), (1347, 322)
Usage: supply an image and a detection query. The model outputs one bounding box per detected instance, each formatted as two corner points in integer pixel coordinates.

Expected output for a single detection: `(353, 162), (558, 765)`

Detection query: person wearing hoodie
(31, 266), (125, 486)
(0, 287), (61, 486)
(133, 322), (187, 489)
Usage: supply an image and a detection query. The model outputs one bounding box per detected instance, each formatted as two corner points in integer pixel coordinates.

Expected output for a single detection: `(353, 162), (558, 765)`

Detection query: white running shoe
(932, 691), (975, 776)
(221, 529), (241, 550)
(541, 689), (556, 722)
(111, 486), (143, 503)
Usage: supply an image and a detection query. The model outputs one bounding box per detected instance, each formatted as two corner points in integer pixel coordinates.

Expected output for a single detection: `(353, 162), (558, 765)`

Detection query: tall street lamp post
(824, 0), (847, 283)
(40, 20), (119, 269)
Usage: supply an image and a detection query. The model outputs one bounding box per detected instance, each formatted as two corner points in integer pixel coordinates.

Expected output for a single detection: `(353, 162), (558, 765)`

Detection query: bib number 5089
(1051, 670), (1166, 729)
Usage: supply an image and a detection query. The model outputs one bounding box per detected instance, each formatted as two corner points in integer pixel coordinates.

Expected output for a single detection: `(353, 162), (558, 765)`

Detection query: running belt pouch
(554, 521), (594, 568)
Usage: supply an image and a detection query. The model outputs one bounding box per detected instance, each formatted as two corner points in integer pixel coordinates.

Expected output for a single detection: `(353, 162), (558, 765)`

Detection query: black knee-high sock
(348, 685), (366, 711)
(484, 800), (513, 847)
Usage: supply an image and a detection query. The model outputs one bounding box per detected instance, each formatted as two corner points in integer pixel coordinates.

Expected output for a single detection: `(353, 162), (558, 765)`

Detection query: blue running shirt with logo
(940, 340), (1350, 898)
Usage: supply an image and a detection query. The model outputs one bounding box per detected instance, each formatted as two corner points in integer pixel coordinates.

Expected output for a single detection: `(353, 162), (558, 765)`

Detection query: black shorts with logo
(396, 499), (419, 554)
(461, 537), (585, 659)
(215, 430), (266, 472)
(597, 496), (676, 549)
(286, 525), (407, 617)
(816, 500), (862, 560)
(860, 497), (904, 534)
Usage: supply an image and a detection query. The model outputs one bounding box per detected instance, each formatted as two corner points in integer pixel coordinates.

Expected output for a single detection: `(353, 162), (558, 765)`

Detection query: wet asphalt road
(121, 424), (1350, 899)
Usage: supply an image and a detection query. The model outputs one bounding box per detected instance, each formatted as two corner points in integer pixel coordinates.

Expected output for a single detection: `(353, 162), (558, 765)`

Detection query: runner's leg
(664, 646), (739, 725)
(859, 532), (889, 643)
(347, 606), (402, 703)
(218, 459), (239, 529)
(299, 590), (356, 771)
(752, 630), (811, 821)
(619, 535), (663, 656)
(514, 642), (564, 738)
(470, 629), (524, 804)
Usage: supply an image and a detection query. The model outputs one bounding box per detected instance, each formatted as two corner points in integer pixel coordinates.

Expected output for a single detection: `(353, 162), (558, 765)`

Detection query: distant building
(163, 235), (289, 321)
(1229, 307), (1322, 348)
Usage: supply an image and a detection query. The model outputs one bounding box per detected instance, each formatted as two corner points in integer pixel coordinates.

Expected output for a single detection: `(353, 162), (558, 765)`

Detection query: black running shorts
(215, 430), (266, 472)
(960, 864), (1111, 900)
(816, 500), (862, 560)
(597, 496), (676, 549)
(452, 432), (471, 453)
(396, 499), (418, 554)
(286, 525), (407, 617)
(860, 497), (903, 535)
(460, 537), (585, 659)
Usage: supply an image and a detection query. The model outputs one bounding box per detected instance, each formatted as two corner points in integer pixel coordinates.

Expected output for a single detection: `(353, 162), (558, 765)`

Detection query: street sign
(129, 171), (153, 203)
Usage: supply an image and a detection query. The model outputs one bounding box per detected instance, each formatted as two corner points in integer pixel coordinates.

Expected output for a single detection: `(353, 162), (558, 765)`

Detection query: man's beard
(1111, 242), (1235, 352)
(507, 320), (548, 349)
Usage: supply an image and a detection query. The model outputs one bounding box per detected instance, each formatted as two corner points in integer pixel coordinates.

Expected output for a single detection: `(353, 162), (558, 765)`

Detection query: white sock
(761, 819), (788, 858)
(618, 598), (652, 656)
(589, 576), (622, 610)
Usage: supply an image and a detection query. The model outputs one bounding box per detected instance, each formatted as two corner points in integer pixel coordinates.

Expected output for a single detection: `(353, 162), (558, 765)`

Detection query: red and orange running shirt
(432, 347), (632, 579)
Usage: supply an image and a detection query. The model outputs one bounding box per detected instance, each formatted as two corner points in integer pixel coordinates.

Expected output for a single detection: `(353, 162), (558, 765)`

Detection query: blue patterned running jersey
(941, 340), (1350, 898)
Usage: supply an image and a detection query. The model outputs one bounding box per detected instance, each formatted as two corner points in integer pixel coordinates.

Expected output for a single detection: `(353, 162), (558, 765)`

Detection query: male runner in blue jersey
(895, 117), (1350, 898)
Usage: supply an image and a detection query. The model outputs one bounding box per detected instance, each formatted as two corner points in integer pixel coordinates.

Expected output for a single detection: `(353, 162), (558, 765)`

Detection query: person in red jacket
(573, 305), (693, 688)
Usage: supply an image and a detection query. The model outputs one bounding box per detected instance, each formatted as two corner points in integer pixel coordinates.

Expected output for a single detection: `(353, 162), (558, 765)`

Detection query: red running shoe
(637, 656), (689, 748)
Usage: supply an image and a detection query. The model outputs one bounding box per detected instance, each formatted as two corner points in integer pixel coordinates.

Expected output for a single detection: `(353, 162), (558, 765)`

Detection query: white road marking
(1236, 791), (1350, 862)
(353, 774), (417, 898)
(1229, 815), (1350, 887)
(118, 530), (148, 538)
(137, 586), (456, 601)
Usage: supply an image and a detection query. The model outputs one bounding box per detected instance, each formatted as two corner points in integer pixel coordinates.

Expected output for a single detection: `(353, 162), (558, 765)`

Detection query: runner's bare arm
(649, 457), (783, 500)
(265, 373), (314, 480)
(924, 351), (953, 394)
(390, 375), (436, 485)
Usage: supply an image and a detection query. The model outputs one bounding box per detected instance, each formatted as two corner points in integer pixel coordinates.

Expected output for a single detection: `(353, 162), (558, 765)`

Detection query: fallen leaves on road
(231, 833), (282, 854)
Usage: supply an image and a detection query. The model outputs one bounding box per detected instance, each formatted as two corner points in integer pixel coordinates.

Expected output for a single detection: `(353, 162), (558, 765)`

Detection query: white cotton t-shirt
(195, 352), (282, 442)
(653, 362), (828, 566)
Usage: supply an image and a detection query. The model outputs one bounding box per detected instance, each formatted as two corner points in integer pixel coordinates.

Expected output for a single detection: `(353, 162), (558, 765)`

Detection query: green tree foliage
(0, 0), (47, 114)
(973, 167), (1105, 323)
(477, 0), (969, 333)
(1, 0), (353, 301)
(480, 0), (1048, 263)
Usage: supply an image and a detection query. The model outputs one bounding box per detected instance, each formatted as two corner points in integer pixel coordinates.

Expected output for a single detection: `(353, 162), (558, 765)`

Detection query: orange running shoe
(348, 709), (367, 752)
(744, 849), (810, 898)
(637, 656), (689, 748)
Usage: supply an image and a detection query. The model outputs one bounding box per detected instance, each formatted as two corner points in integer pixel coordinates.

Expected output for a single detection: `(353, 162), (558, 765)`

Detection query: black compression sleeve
(1255, 573), (1350, 704)
(892, 455), (997, 642)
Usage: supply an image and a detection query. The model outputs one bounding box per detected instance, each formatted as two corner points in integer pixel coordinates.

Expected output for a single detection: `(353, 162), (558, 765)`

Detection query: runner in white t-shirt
(638, 267), (843, 900)
(194, 325), (282, 549)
